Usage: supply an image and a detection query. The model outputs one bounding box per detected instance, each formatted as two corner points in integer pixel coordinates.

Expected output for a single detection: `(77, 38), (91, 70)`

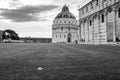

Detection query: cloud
(0, 5), (58, 22)
(0, 0), (23, 9)
(53, 0), (91, 7)
(8, 0), (23, 8)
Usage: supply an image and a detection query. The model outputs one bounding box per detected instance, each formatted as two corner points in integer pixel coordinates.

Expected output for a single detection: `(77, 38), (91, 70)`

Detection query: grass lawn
(0, 43), (120, 80)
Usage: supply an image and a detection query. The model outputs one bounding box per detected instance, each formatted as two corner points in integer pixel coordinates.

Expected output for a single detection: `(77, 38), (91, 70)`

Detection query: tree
(2, 29), (19, 40)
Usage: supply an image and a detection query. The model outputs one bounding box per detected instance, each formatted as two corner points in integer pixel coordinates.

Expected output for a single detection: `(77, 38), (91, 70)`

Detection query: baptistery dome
(55, 5), (76, 19)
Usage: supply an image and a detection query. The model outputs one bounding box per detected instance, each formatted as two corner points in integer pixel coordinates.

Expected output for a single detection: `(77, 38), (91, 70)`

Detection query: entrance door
(67, 33), (71, 43)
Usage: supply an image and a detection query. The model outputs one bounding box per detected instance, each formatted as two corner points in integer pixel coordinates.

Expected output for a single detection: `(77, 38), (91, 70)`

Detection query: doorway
(67, 33), (71, 43)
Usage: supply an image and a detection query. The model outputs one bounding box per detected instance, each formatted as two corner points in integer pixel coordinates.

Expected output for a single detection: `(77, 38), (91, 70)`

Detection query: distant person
(75, 40), (78, 44)
(116, 37), (120, 44)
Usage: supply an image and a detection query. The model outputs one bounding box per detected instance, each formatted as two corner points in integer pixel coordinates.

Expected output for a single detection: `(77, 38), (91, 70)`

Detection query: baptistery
(52, 5), (78, 43)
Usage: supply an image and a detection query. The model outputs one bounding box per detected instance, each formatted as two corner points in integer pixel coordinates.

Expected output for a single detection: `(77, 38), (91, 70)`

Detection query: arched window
(90, 20), (92, 26)
(91, 3), (93, 9)
(118, 8), (120, 18)
(60, 35), (61, 38)
(64, 21), (66, 23)
(64, 15), (66, 18)
(69, 21), (70, 23)
(82, 9), (84, 14)
(86, 6), (88, 12)
(101, 14), (104, 23)
(64, 35), (66, 38)
(61, 27), (63, 31)
(66, 15), (68, 18)
(96, 0), (98, 6)
(69, 27), (70, 31)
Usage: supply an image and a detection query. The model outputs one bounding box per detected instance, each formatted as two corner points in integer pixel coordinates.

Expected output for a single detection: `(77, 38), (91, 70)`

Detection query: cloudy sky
(0, 0), (91, 38)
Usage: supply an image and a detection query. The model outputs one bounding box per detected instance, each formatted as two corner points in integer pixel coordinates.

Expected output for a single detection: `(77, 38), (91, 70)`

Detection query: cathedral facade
(52, 5), (79, 43)
(79, 0), (120, 45)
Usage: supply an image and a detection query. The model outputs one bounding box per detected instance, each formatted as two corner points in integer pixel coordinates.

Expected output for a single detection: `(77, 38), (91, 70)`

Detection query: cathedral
(52, 5), (79, 43)
(79, 0), (120, 45)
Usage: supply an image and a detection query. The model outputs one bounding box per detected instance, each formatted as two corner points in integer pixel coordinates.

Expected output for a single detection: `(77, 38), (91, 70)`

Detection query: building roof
(55, 5), (76, 19)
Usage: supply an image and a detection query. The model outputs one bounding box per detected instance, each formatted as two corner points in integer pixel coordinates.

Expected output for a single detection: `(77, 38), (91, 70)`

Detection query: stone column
(97, 13), (101, 45)
(87, 18), (90, 44)
(105, 9), (108, 43)
(83, 20), (85, 43)
(92, 16), (94, 45)
(79, 21), (81, 41)
(113, 7), (117, 42)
